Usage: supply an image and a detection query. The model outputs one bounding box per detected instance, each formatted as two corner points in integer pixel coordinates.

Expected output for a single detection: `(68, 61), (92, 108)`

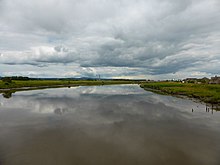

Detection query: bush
(2, 77), (12, 83)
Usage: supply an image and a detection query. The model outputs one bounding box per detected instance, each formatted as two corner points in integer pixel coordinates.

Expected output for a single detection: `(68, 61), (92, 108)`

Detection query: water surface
(0, 85), (220, 165)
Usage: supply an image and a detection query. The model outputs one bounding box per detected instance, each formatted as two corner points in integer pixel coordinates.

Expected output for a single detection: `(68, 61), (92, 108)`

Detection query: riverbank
(140, 82), (220, 105)
(0, 80), (136, 97)
(2, 80), (219, 107)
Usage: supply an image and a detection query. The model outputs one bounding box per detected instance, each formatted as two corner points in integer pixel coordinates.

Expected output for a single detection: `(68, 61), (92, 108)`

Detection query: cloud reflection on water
(0, 85), (220, 165)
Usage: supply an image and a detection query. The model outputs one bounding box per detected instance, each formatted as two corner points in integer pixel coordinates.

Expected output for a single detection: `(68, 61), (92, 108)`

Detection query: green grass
(0, 80), (69, 89)
(3, 80), (219, 105)
(140, 82), (220, 104)
(0, 80), (135, 90)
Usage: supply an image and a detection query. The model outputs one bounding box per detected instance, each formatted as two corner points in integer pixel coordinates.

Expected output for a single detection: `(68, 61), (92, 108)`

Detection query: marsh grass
(140, 82), (220, 104)
(0, 80), (135, 90)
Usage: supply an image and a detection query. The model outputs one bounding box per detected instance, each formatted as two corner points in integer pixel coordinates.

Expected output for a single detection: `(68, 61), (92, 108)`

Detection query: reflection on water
(2, 91), (13, 99)
(0, 85), (220, 165)
(54, 107), (69, 115)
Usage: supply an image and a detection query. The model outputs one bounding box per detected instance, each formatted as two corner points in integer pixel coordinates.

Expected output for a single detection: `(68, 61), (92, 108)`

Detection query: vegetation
(2, 78), (219, 106)
(140, 82), (220, 104)
(0, 79), (138, 98)
(0, 79), (136, 91)
(1, 77), (12, 84)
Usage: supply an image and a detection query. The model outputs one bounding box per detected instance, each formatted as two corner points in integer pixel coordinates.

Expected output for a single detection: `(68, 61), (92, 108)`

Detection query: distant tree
(11, 76), (30, 80)
(2, 77), (12, 84)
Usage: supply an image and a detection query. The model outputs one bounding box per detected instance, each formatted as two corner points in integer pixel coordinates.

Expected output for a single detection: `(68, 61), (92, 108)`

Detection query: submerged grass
(140, 82), (220, 104)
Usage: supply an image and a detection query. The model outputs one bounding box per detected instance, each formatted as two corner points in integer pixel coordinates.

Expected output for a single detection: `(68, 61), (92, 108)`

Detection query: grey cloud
(0, 0), (220, 78)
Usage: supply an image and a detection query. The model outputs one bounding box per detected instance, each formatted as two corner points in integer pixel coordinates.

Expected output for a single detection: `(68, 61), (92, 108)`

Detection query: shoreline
(141, 87), (220, 111)
(140, 82), (220, 109)
(0, 84), (79, 92)
(0, 80), (136, 98)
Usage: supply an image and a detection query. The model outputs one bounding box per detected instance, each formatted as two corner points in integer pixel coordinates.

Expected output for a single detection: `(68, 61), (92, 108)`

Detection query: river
(0, 85), (219, 165)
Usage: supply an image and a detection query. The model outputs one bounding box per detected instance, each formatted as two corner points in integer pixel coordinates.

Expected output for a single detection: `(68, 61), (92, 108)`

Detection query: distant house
(146, 79), (155, 83)
(201, 77), (210, 83)
(184, 77), (210, 84)
(184, 78), (198, 83)
(209, 76), (220, 84)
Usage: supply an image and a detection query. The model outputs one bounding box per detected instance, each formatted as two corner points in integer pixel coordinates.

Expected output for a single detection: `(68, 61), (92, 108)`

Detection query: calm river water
(0, 85), (219, 165)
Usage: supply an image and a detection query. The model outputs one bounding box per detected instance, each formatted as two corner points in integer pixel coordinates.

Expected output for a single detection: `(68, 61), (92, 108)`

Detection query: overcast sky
(0, 0), (220, 79)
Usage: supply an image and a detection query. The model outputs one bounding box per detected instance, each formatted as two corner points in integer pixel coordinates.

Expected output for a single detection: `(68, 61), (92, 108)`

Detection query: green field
(0, 79), (137, 98)
(140, 82), (220, 104)
(0, 80), (136, 90)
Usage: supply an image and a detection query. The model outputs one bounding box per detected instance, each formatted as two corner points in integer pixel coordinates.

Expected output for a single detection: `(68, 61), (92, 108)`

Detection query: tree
(2, 77), (12, 84)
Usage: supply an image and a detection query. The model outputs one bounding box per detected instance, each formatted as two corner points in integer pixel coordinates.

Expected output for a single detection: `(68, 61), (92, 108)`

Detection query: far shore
(0, 80), (137, 98)
(0, 84), (79, 93)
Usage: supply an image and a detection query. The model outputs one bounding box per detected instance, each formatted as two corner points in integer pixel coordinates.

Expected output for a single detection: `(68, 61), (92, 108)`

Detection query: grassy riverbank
(140, 82), (220, 104)
(0, 80), (136, 92)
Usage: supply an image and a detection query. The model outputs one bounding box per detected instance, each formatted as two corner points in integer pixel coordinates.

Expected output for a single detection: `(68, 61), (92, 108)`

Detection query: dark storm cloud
(0, 0), (220, 78)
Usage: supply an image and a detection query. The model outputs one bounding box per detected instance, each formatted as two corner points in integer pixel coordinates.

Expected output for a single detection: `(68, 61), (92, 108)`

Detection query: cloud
(0, 0), (220, 78)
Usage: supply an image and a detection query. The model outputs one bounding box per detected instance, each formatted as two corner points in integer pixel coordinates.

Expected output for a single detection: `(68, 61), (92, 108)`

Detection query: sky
(0, 0), (220, 79)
